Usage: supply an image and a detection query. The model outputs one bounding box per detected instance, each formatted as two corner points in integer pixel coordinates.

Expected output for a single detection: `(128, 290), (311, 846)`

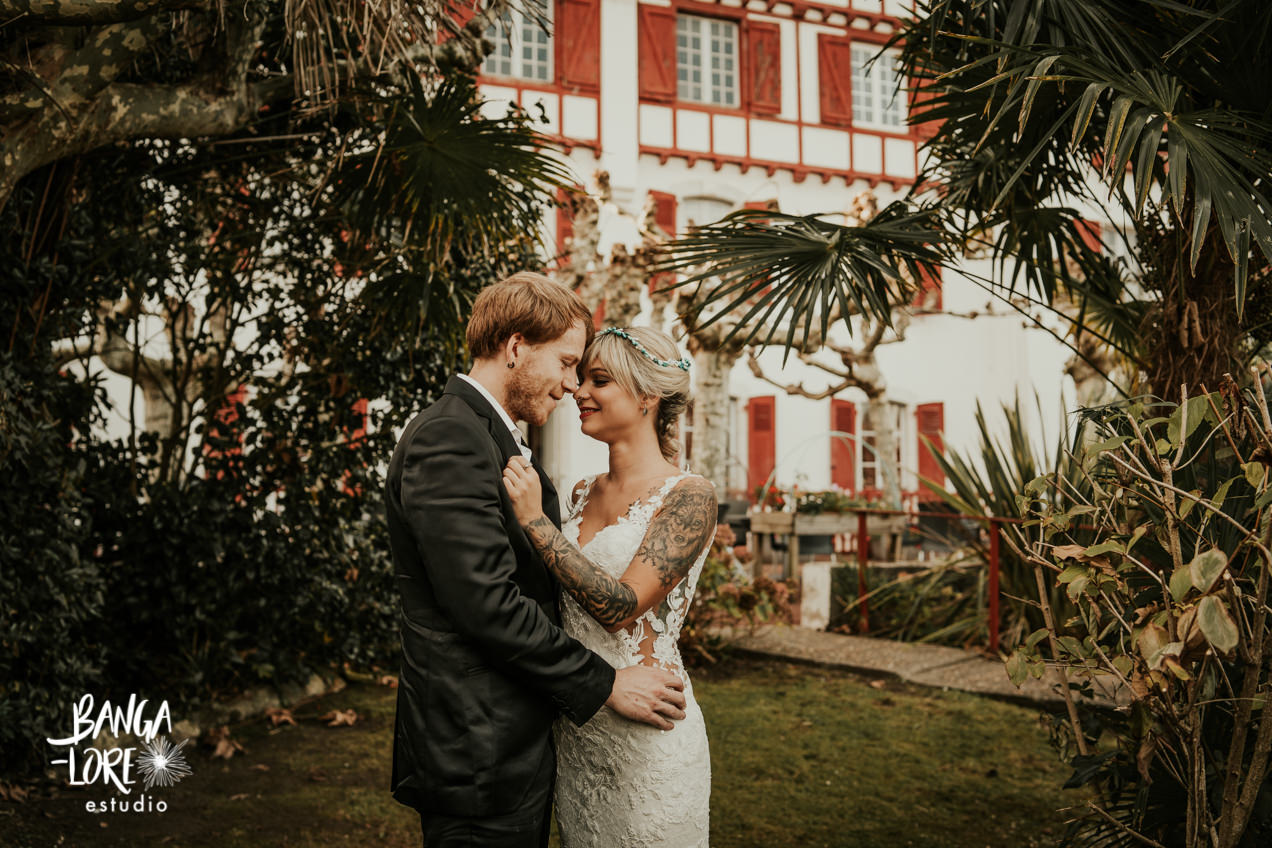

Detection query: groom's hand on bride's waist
(605, 665), (687, 730)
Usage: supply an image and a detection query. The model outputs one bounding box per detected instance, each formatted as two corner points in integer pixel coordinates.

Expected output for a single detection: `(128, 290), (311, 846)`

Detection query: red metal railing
(758, 505), (1024, 653)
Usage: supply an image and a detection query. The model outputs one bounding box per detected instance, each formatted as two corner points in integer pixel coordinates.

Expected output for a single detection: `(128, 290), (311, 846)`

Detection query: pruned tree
(740, 190), (912, 507)
(554, 170), (656, 330)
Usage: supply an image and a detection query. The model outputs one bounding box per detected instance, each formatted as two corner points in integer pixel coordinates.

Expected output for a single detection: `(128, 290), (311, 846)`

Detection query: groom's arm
(401, 415), (614, 725)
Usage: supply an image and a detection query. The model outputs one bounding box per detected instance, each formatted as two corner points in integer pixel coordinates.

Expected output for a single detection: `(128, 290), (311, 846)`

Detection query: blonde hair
(581, 327), (691, 460)
(466, 271), (594, 359)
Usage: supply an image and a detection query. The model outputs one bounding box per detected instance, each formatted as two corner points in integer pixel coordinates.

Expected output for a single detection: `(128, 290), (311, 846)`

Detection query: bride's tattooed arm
(522, 517), (639, 629)
(521, 477), (717, 632)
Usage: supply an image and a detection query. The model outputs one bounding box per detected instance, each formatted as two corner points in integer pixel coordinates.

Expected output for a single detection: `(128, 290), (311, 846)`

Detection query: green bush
(0, 355), (108, 779)
(829, 558), (992, 645)
(0, 77), (552, 780)
(1007, 390), (1272, 847)
(680, 525), (792, 665)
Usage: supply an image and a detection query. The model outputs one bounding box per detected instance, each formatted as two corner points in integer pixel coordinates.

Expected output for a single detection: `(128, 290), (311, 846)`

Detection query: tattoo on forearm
(635, 478), (716, 590)
(524, 517), (639, 629)
(522, 477), (716, 631)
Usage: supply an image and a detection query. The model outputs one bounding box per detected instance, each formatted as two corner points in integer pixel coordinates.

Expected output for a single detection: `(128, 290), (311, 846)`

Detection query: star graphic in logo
(136, 735), (193, 790)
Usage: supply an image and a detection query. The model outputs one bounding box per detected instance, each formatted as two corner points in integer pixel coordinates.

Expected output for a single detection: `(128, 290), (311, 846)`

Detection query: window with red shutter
(916, 402), (945, 497)
(1077, 219), (1102, 253)
(446, 0), (477, 35)
(650, 190), (677, 237)
(831, 398), (856, 492)
(557, 0), (600, 91)
(556, 188), (575, 265)
(677, 14), (740, 106)
(909, 71), (940, 138)
(912, 263), (942, 311)
(638, 4), (678, 101)
(747, 396), (776, 497)
(818, 35), (853, 126)
(745, 20), (781, 114)
(482, 0), (553, 82)
(646, 190), (678, 293)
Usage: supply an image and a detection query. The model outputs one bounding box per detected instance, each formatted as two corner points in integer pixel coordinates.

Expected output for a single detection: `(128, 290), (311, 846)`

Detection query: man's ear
(502, 333), (525, 367)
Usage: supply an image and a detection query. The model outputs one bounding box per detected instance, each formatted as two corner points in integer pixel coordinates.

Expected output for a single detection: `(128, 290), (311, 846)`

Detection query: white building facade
(476, 0), (1078, 504)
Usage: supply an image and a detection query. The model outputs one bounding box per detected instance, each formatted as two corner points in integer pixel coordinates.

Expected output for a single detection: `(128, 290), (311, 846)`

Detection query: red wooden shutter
(638, 4), (678, 101)
(1077, 219), (1102, 252)
(912, 263), (942, 311)
(648, 190), (678, 293)
(556, 188), (575, 265)
(650, 190), (677, 236)
(747, 396), (777, 497)
(746, 21), (781, 114)
(445, 0), (478, 41)
(909, 72), (939, 138)
(557, 0), (601, 91)
(830, 399), (856, 492)
(916, 402), (945, 497)
(818, 35), (853, 126)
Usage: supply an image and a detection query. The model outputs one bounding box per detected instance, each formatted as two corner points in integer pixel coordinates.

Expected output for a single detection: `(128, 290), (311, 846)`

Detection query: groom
(386, 272), (688, 846)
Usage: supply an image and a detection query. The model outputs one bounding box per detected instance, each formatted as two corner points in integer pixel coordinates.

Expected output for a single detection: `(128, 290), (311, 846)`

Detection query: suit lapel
(536, 464), (561, 527)
(444, 376), (562, 528)
(444, 375), (522, 461)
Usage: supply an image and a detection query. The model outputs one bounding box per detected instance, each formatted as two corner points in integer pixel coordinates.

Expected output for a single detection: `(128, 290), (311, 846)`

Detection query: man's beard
(504, 367), (546, 425)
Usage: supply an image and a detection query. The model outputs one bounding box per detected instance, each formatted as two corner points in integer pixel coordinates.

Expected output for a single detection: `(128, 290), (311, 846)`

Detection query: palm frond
(657, 202), (948, 348)
(334, 72), (574, 271)
(904, 0), (1272, 315)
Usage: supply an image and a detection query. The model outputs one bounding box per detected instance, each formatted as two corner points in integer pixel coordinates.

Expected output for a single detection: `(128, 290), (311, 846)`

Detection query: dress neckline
(573, 471), (691, 551)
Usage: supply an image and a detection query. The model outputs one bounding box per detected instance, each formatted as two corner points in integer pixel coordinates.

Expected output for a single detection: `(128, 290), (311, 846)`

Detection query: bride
(501, 325), (716, 848)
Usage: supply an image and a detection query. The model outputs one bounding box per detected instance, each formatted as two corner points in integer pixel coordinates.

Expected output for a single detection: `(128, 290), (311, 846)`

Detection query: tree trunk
(690, 345), (742, 492)
(864, 392), (901, 508)
(1138, 211), (1263, 402)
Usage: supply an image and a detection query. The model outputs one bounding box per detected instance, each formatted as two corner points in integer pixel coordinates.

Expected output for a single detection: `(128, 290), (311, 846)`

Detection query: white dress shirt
(457, 373), (533, 463)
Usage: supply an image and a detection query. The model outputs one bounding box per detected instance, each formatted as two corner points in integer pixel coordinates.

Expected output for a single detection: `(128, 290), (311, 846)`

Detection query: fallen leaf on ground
(0, 782), (29, 802)
(229, 793), (249, 801)
(378, 675), (399, 688)
(321, 709), (358, 727)
(265, 707), (296, 727)
(250, 764), (270, 772)
(204, 726), (245, 759)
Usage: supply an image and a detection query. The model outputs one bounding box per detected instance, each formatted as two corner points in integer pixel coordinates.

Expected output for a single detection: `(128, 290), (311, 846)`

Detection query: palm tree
(662, 0), (1272, 401)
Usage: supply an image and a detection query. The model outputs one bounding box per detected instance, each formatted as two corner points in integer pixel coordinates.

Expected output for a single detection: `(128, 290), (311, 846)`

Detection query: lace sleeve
(566, 475), (598, 522)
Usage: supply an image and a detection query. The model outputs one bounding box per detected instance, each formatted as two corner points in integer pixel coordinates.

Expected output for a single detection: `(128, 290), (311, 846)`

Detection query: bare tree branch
(1, 72), (292, 208)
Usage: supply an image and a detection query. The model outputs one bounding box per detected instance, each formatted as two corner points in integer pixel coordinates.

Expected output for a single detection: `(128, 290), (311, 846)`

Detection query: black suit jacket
(386, 376), (615, 817)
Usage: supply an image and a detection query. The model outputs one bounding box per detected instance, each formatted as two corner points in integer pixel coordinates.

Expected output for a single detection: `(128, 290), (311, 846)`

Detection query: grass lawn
(3, 657), (1076, 847)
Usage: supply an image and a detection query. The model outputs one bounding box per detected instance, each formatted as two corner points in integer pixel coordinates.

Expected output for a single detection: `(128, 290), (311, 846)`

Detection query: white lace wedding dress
(554, 472), (713, 848)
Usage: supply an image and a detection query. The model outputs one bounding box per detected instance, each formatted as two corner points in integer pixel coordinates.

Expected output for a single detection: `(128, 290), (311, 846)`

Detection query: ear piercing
(506, 361), (515, 369)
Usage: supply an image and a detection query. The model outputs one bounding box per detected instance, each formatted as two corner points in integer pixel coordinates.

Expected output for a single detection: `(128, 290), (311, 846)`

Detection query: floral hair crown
(596, 327), (691, 371)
